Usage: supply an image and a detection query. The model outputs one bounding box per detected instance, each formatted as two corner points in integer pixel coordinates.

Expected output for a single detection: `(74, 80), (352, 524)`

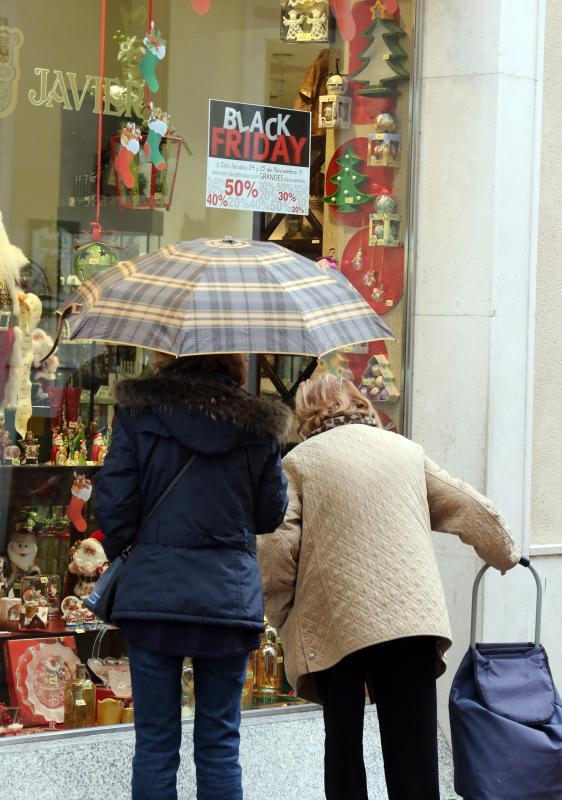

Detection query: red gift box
(3, 636), (79, 726)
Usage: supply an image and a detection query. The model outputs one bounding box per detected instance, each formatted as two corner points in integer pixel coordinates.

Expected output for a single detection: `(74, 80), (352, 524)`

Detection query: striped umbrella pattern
(59, 238), (394, 356)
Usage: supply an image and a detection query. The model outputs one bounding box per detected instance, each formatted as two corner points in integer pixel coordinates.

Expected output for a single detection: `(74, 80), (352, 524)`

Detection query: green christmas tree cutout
(324, 148), (372, 213)
(352, 12), (409, 98)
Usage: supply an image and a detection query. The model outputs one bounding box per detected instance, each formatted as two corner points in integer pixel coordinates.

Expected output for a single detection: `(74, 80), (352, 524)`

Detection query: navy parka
(94, 367), (291, 630)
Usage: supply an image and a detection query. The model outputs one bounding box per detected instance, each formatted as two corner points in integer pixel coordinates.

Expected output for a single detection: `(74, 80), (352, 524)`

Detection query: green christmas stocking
(140, 25), (167, 94)
(140, 50), (160, 93)
(144, 120), (167, 171)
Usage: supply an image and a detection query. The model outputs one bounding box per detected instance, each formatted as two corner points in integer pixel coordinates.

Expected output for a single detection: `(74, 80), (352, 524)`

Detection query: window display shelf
(0, 622), (107, 639)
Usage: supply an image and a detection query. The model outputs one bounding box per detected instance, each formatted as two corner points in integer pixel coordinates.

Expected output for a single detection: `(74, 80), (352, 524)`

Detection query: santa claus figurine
(68, 537), (108, 599)
(6, 530), (40, 587)
(91, 431), (104, 465)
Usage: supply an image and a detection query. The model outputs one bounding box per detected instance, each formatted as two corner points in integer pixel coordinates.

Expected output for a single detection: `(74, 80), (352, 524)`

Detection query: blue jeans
(128, 641), (248, 800)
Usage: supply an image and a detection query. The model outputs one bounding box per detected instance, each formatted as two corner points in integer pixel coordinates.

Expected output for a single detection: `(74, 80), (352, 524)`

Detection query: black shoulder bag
(84, 453), (197, 624)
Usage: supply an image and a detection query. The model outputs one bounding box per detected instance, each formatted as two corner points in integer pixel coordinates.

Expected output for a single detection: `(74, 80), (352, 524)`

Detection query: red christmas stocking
(114, 145), (136, 190)
(67, 495), (87, 533)
(66, 474), (93, 533)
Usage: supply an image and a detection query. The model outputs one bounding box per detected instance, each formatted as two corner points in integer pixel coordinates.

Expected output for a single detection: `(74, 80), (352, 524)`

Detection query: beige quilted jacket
(257, 424), (521, 703)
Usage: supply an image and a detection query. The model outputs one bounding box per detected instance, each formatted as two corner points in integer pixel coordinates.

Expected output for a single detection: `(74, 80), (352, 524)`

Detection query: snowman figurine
(307, 8), (327, 40)
(283, 10), (305, 40)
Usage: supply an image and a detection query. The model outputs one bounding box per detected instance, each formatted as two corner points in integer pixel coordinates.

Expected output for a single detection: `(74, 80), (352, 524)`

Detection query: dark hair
(162, 354), (247, 386)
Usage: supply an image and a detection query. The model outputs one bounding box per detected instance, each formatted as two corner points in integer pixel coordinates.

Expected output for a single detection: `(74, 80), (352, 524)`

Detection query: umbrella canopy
(58, 237), (394, 356)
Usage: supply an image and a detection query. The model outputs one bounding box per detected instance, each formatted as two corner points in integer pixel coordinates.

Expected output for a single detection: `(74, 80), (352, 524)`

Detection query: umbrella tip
(223, 235), (234, 244)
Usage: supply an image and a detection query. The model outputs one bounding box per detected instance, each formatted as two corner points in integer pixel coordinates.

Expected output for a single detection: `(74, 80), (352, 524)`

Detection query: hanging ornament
(140, 22), (167, 94)
(362, 270), (375, 287)
(375, 194), (396, 214)
(352, 245), (363, 271)
(73, 224), (118, 283)
(113, 122), (142, 190)
(144, 105), (171, 171)
(372, 283), (384, 302)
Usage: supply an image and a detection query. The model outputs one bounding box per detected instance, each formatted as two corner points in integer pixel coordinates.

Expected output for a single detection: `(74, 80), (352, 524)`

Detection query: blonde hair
(295, 374), (378, 439)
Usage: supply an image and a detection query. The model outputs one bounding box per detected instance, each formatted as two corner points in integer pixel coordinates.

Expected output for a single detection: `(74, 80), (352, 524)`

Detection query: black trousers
(315, 636), (440, 800)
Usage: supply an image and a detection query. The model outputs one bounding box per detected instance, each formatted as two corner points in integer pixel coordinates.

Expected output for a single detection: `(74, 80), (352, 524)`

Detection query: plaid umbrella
(58, 237), (394, 356)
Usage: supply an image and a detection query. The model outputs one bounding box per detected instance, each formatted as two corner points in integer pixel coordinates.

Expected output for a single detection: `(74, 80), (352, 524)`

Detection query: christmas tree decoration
(351, 3), (409, 99)
(113, 122), (142, 190)
(140, 22), (167, 94)
(324, 148), (372, 213)
(359, 351), (400, 403)
(144, 106), (170, 171)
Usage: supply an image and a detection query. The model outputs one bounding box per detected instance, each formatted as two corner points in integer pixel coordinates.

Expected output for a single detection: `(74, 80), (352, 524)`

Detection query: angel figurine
(307, 8), (327, 40)
(283, 10), (305, 40)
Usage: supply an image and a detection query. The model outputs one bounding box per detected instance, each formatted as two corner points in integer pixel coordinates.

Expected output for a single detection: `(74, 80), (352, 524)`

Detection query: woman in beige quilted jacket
(257, 374), (520, 800)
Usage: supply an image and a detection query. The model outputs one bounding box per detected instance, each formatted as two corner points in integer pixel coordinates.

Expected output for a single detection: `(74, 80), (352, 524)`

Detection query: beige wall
(531, 0), (562, 546)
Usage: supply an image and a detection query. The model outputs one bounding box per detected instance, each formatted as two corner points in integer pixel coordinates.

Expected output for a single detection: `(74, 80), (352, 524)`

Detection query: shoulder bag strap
(124, 453), (197, 555)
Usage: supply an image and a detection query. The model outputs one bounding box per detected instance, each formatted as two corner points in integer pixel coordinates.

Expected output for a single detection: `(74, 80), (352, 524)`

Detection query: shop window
(0, 0), (417, 738)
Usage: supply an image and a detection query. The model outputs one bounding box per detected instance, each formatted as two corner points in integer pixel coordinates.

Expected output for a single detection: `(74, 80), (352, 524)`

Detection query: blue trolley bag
(449, 557), (562, 800)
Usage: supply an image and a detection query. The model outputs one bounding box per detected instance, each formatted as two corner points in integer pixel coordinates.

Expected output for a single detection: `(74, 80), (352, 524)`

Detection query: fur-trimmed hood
(115, 368), (292, 448)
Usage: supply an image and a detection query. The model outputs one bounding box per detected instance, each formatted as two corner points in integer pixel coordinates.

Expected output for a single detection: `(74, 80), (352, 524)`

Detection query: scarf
(306, 413), (379, 439)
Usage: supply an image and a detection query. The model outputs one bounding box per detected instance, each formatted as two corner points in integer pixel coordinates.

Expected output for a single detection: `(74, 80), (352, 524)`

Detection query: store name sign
(27, 67), (144, 117)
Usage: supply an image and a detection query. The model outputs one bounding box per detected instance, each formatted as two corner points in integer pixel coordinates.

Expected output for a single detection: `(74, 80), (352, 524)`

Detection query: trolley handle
(470, 556), (542, 649)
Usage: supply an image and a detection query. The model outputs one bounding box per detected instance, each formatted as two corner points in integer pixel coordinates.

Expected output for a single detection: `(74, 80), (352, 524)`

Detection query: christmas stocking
(66, 474), (93, 533)
(144, 116), (168, 171)
(114, 123), (141, 190)
(140, 24), (167, 94)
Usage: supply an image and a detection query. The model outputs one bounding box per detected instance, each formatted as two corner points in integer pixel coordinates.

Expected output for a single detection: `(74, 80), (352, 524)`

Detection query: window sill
(529, 543), (562, 557)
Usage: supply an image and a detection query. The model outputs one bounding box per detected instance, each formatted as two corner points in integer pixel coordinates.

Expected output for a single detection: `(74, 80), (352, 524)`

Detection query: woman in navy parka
(94, 353), (290, 800)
